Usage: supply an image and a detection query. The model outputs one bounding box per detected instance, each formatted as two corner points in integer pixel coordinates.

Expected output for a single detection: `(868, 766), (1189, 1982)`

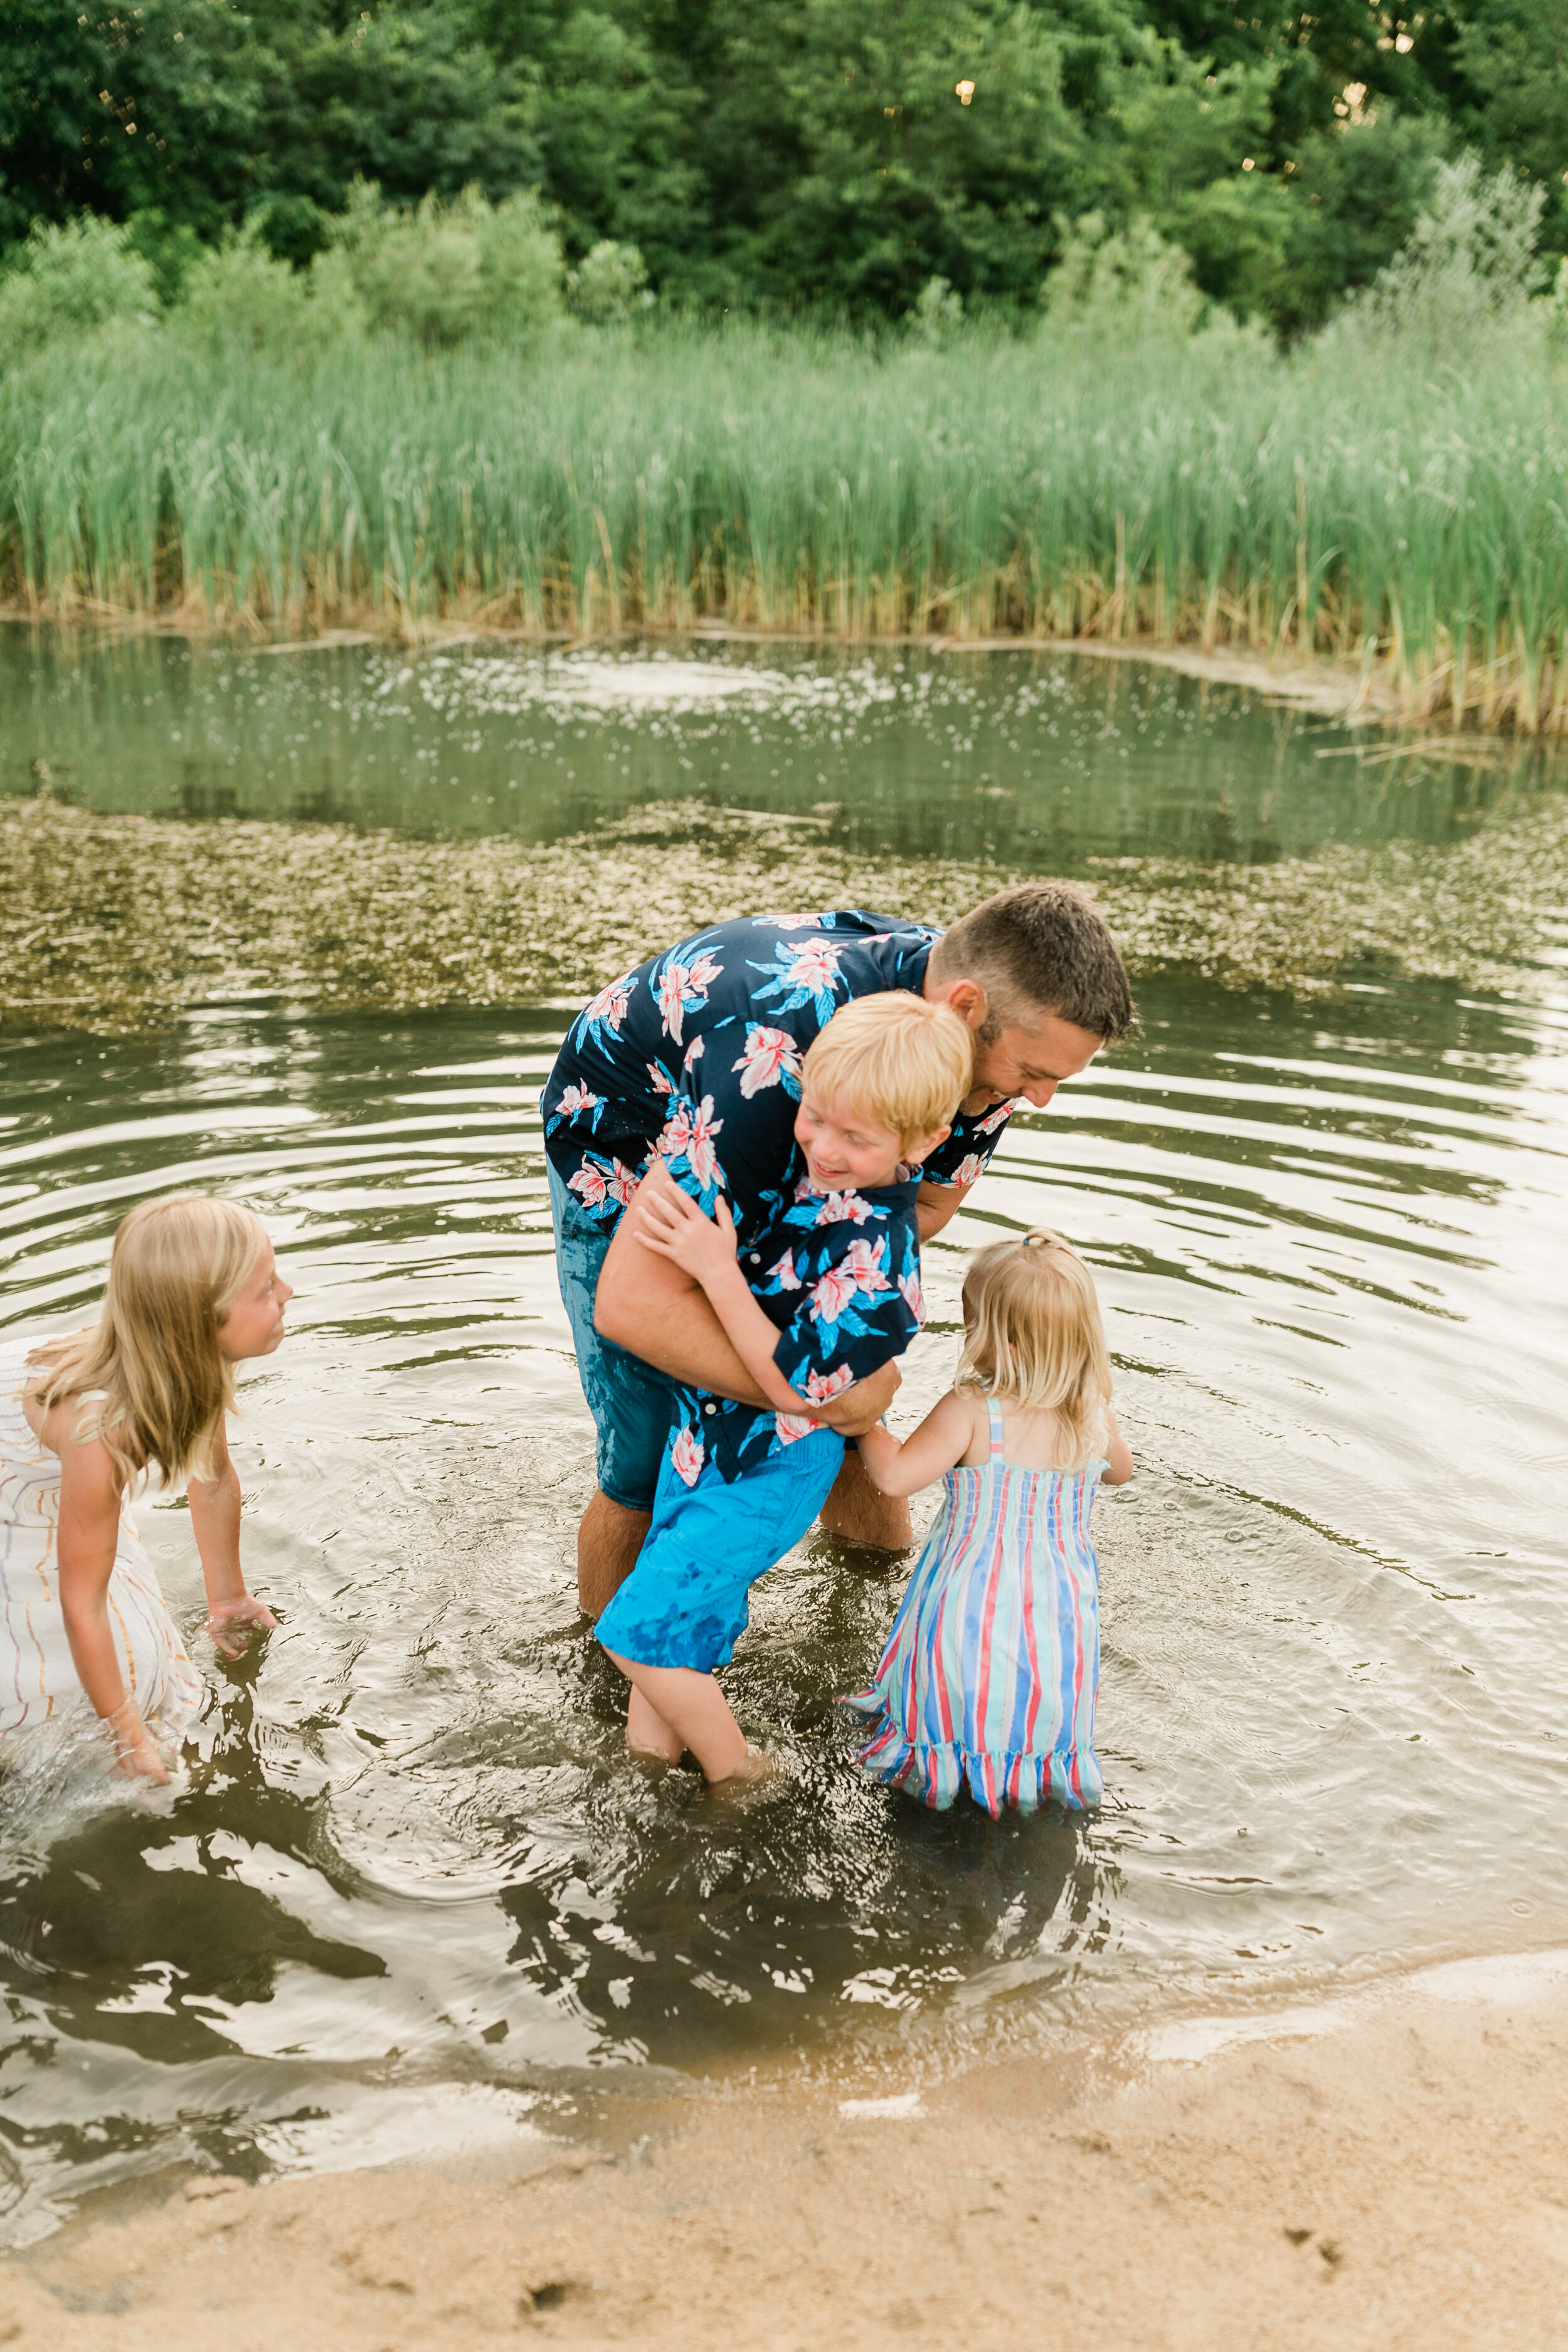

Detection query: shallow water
(1, 972), (1566, 2238)
(6, 625), (1565, 867)
(1, 634), (1567, 2242)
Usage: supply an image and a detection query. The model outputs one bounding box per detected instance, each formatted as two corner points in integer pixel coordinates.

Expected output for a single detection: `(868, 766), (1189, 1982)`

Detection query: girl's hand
(204, 1596), (279, 1659)
(634, 1183), (740, 1287)
(104, 1697), (170, 1784)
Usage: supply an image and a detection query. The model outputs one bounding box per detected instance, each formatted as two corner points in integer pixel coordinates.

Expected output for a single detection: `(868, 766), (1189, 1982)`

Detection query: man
(542, 884), (1136, 1616)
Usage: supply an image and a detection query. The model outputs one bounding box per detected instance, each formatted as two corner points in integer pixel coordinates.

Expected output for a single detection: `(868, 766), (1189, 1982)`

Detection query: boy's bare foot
(709, 1743), (784, 1794)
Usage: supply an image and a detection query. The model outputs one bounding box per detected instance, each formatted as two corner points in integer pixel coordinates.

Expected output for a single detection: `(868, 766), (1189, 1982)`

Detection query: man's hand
(813, 1357), (900, 1438)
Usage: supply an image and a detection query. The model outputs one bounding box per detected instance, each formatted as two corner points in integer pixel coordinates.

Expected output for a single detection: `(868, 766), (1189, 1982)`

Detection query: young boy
(594, 992), (974, 1785)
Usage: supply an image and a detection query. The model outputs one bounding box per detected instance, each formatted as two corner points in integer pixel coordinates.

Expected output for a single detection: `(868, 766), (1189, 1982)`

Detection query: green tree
(249, 1), (543, 223)
(1414, 1), (1568, 252)
(0, 0), (262, 250)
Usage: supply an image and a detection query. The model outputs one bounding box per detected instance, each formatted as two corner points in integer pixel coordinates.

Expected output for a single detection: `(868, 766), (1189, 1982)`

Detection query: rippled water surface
(1, 633), (1567, 2242)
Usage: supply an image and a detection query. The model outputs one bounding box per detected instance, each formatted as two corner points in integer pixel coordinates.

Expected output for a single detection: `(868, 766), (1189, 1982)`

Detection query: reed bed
(3, 320), (1566, 731)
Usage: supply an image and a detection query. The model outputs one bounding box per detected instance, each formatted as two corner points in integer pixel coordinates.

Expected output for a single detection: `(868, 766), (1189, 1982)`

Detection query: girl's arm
(48, 1406), (167, 1782)
(188, 1419), (278, 1657)
(856, 1391), (976, 1498)
(632, 1184), (819, 1415)
(1103, 1406), (1133, 1486)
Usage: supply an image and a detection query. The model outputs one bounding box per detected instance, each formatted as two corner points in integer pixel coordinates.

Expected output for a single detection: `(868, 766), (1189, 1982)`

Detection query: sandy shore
(7, 1948), (1567, 2349)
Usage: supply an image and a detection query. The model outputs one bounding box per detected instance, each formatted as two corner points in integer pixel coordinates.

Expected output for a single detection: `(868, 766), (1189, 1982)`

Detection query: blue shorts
(549, 1160), (679, 1513)
(596, 1424), (845, 1672)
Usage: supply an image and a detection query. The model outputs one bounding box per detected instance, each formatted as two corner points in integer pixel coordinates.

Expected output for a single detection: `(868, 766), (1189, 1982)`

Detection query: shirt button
(748, 1252), (761, 1264)
(704, 1403), (717, 1416)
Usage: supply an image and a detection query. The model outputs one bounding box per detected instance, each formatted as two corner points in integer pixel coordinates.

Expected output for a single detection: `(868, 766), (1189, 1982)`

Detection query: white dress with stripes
(0, 1343), (202, 1737)
(843, 1392), (1108, 1817)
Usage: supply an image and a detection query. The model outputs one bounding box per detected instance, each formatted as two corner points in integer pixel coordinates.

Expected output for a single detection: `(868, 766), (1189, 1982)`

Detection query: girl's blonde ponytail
(956, 1227), (1111, 1466)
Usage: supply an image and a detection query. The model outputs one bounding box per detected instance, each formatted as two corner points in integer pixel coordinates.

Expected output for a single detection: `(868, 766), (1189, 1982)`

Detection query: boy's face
(794, 1083), (948, 1193)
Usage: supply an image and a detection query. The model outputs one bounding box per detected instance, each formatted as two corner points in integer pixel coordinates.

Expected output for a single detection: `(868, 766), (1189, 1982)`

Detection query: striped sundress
(842, 1394), (1107, 1817)
(0, 1343), (202, 1739)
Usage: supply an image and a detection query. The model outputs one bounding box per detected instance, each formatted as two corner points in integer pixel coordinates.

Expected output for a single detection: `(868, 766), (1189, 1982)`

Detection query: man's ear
(932, 978), (988, 1032)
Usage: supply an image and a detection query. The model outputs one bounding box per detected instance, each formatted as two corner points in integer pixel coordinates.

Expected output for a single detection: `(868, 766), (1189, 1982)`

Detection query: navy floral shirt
(657, 1153), (926, 1485)
(541, 911), (1017, 1247)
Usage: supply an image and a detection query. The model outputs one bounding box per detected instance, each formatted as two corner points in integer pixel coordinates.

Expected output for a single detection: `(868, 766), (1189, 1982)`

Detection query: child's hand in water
(105, 1697), (170, 1784)
(635, 1180), (739, 1287)
(205, 1597), (279, 1658)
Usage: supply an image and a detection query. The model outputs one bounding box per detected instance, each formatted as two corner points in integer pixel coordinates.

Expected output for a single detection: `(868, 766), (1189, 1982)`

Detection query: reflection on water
(5, 627), (1564, 866)
(1, 973), (1565, 2238)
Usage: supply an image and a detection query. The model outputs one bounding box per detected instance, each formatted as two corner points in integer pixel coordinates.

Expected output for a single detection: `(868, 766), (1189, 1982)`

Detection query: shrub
(322, 180), (562, 347)
(174, 221), (349, 354)
(0, 215), (157, 356)
(566, 240), (653, 326)
(905, 276), (965, 348)
(1041, 215), (1207, 343)
(1330, 156), (1549, 359)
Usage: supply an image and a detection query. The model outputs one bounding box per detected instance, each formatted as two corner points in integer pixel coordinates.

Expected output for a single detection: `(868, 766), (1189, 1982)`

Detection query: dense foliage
(2, 0), (1564, 332)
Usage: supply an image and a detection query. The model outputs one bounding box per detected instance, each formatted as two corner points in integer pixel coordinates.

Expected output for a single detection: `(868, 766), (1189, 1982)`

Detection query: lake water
(1, 630), (1567, 2242)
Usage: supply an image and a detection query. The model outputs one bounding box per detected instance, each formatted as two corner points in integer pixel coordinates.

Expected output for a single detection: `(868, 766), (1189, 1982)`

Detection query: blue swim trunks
(549, 1160), (678, 1513)
(596, 1423), (844, 1672)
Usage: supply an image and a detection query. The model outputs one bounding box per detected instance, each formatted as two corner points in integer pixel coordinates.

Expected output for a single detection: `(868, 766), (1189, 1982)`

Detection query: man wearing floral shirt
(542, 882), (1135, 1614)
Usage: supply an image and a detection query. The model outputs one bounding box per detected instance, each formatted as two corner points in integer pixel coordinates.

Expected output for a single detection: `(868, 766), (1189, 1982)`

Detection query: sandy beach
(6, 1947), (1565, 2349)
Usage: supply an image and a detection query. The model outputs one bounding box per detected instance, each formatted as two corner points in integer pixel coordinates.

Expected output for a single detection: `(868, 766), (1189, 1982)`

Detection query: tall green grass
(3, 318), (1566, 730)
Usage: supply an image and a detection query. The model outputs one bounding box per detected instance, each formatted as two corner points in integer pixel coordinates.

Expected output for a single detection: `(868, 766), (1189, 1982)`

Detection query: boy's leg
(605, 1651), (749, 1783)
(598, 1424), (845, 1776)
(626, 1683), (683, 1765)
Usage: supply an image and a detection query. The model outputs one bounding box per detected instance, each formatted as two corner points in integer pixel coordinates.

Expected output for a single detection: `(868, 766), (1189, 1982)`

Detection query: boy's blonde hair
(800, 993), (972, 1152)
(956, 1227), (1111, 1465)
(29, 1195), (268, 1487)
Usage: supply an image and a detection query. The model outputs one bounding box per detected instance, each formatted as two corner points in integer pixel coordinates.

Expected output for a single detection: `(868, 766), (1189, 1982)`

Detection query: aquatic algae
(1, 794), (1563, 1040)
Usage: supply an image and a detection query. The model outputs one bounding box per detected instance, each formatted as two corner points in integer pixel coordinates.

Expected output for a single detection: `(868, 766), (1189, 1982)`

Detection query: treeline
(2, 0), (1564, 336)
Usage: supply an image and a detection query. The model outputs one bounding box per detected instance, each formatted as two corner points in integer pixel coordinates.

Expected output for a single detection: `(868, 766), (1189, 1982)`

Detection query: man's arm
(916, 1179), (970, 1244)
(593, 1164), (900, 1433)
(595, 1165), (767, 1404)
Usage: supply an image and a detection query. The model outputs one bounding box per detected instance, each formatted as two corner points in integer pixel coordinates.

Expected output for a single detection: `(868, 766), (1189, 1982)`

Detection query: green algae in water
(2, 790), (1565, 1039)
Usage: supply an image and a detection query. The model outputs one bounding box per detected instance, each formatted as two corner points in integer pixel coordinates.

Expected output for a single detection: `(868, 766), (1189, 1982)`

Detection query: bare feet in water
(710, 1744), (784, 1795)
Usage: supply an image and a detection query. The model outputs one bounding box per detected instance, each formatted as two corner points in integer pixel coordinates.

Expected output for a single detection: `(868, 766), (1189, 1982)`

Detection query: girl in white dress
(1, 1195), (287, 1782)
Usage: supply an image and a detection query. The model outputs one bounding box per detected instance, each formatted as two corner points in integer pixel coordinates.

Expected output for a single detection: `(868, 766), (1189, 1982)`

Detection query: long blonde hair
(956, 1227), (1111, 1466)
(29, 1195), (268, 1486)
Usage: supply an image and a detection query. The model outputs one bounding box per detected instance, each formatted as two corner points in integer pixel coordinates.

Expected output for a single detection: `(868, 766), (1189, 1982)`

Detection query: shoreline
(9, 1939), (1568, 2346)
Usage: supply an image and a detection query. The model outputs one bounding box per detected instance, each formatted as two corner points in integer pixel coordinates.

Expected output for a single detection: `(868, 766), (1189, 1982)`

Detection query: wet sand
(7, 1949), (1567, 2348)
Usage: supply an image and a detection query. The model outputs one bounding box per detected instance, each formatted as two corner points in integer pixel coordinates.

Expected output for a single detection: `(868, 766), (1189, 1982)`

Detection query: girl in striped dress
(2, 1196), (287, 1782)
(843, 1229), (1131, 1817)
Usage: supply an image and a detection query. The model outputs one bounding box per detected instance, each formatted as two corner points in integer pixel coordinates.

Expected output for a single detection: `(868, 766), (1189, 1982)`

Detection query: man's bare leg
(578, 1489), (652, 1619)
(817, 1448), (913, 1552)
